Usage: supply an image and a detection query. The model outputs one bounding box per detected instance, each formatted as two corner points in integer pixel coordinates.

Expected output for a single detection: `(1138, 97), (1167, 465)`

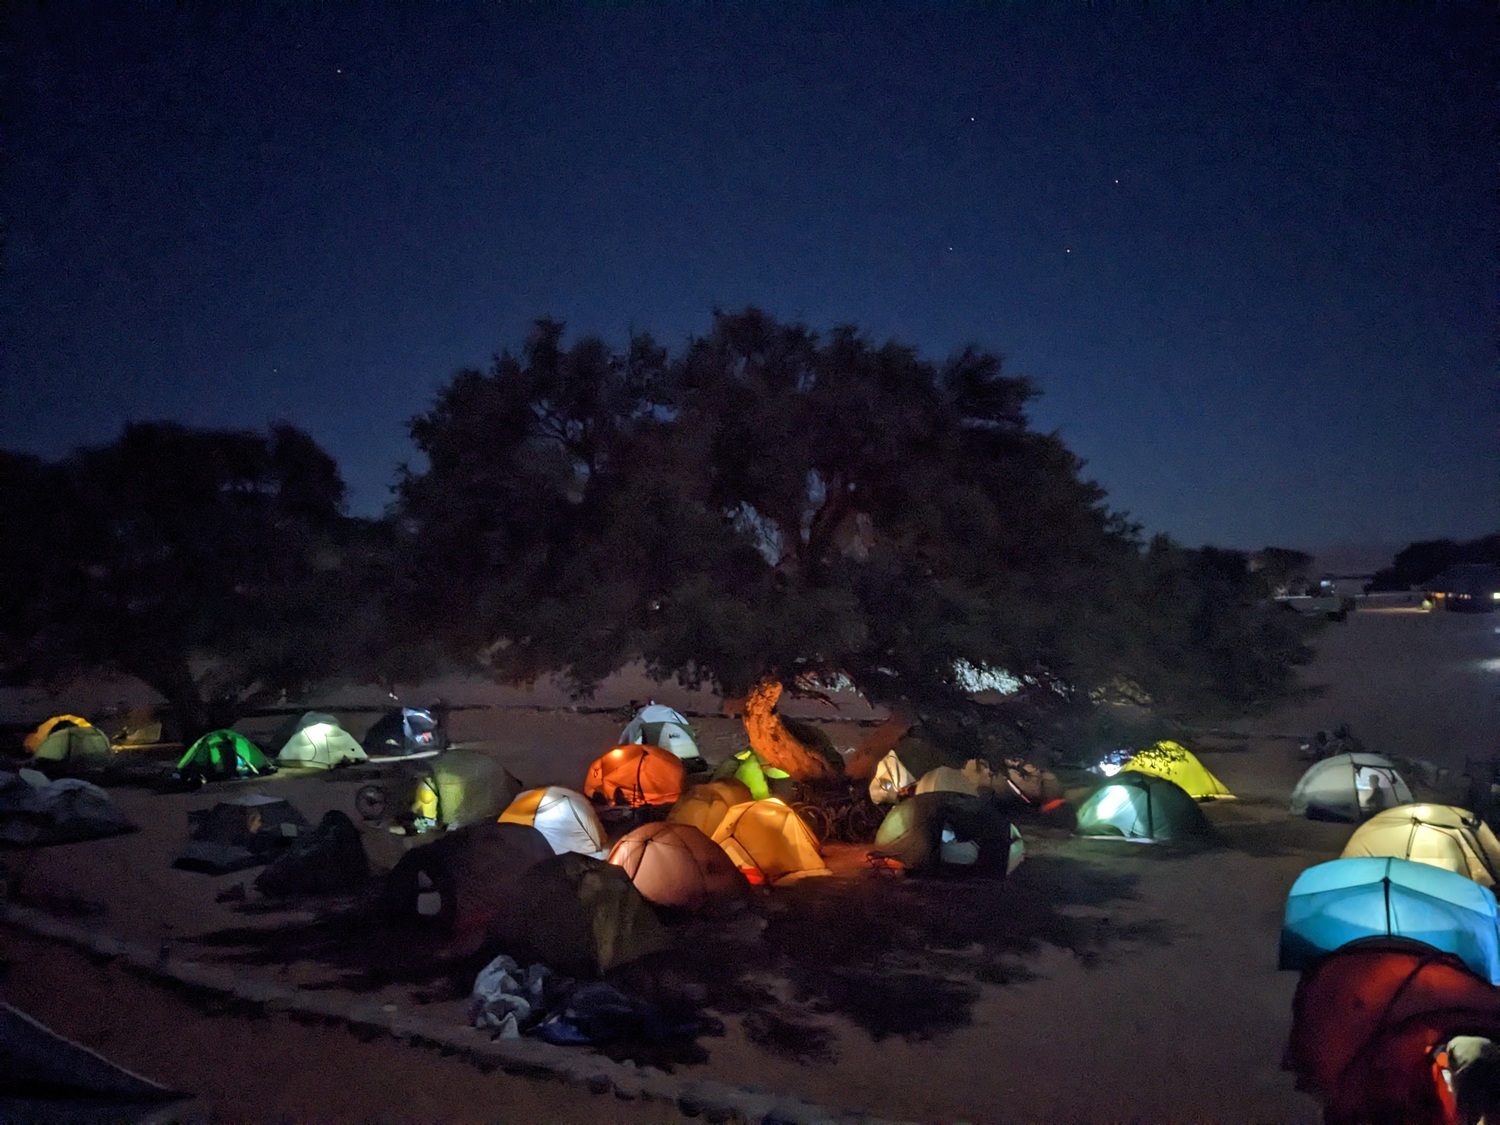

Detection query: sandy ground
(2, 606), (1497, 1124)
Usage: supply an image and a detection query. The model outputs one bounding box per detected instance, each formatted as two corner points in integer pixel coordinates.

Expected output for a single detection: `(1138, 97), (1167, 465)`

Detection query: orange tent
(607, 821), (748, 911)
(666, 779), (753, 838)
(1286, 937), (1500, 1124)
(582, 743), (686, 807)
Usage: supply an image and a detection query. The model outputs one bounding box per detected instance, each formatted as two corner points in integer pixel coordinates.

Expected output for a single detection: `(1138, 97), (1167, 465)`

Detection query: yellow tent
(1121, 740), (1233, 800)
(711, 798), (827, 885)
(666, 779), (754, 838)
(23, 715), (92, 755)
(1342, 804), (1500, 887)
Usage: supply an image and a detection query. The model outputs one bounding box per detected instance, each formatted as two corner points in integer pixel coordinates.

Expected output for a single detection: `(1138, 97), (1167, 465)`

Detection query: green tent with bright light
(176, 729), (275, 784)
(711, 749), (792, 801)
(1074, 773), (1215, 843)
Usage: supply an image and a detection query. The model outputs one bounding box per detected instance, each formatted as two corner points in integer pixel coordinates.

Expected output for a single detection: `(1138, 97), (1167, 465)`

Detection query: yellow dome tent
(23, 715), (92, 755)
(666, 779), (754, 838)
(1121, 741), (1233, 800)
(1342, 804), (1500, 887)
(711, 798), (828, 885)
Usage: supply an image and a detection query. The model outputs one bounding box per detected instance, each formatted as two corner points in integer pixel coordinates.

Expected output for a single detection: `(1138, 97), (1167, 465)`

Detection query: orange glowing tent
(607, 821), (748, 910)
(1285, 937), (1500, 1124)
(582, 743), (686, 808)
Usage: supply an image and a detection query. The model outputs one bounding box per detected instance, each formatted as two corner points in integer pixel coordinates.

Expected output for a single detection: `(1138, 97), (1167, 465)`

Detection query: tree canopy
(399, 310), (1306, 775)
(0, 421), (362, 739)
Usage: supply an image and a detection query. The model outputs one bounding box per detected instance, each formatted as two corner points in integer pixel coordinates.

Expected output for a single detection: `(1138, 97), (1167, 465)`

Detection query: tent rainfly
(1120, 740), (1233, 800)
(1342, 804), (1500, 887)
(619, 703), (702, 762)
(277, 713), (368, 769)
(1074, 773), (1215, 843)
(1279, 856), (1500, 984)
(23, 715), (92, 755)
(583, 744), (686, 807)
(498, 786), (608, 858)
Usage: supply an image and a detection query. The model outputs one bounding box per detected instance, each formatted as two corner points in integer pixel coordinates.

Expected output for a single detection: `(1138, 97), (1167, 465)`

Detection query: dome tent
(1074, 773), (1215, 843)
(1342, 804), (1500, 887)
(1290, 753), (1413, 822)
(583, 743), (686, 807)
(1279, 857), (1500, 984)
(276, 713), (368, 769)
(869, 739), (950, 806)
(1120, 740), (1233, 800)
(385, 821), (554, 941)
(33, 724), (114, 769)
(914, 766), (980, 798)
(666, 779), (754, 838)
(498, 786), (608, 858)
(486, 852), (672, 977)
(712, 798), (827, 885)
(871, 792), (1024, 874)
(23, 715), (92, 755)
(620, 703), (702, 763)
(607, 821), (749, 910)
(410, 750), (523, 830)
(175, 730), (275, 784)
(362, 706), (447, 758)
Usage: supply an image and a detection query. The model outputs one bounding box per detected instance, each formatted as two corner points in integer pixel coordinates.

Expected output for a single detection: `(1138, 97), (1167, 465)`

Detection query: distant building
(1424, 563), (1500, 612)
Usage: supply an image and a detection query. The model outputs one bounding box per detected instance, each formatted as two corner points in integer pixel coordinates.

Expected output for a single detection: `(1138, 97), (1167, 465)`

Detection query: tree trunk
(741, 679), (836, 782)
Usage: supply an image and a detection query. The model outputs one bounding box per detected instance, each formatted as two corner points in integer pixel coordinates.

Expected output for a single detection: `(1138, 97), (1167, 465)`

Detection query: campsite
(0, 604), (1494, 1123)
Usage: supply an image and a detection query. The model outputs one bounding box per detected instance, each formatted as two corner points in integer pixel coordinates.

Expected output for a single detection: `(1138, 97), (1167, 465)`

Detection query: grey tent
(254, 810), (369, 897)
(0, 771), (135, 847)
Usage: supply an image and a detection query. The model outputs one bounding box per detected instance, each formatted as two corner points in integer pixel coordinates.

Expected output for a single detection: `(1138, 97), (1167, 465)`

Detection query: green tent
(33, 724), (115, 766)
(872, 792), (1023, 874)
(487, 852), (671, 977)
(176, 729), (275, 784)
(711, 749), (792, 801)
(412, 749), (523, 829)
(1074, 773), (1215, 843)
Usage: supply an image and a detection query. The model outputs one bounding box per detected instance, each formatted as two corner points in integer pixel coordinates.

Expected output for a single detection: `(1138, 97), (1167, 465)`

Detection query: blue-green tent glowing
(1279, 856), (1500, 984)
(1073, 772), (1214, 843)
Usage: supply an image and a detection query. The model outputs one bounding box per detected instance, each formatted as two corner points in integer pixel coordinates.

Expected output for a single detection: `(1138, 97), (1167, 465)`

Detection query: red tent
(1286, 937), (1500, 1124)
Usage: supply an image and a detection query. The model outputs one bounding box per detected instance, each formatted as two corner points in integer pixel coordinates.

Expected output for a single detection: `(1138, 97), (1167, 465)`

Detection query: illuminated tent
(385, 821), (554, 941)
(1074, 773), (1215, 843)
(23, 716), (92, 755)
(914, 766), (980, 798)
(1279, 857), (1500, 984)
(1284, 937), (1500, 1124)
(276, 713), (368, 769)
(607, 821), (749, 910)
(411, 750), (523, 830)
(1290, 752), (1413, 823)
(666, 779), (754, 838)
(1120, 740), (1233, 800)
(1343, 804), (1500, 887)
(619, 703), (702, 763)
(174, 730), (275, 784)
(498, 786), (608, 858)
(712, 799), (828, 884)
(33, 724), (114, 768)
(869, 740), (949, 806)
(712, 750), (793, 802)
(583, 744), (686, 808)
(486, 852), (672, 977)
(871, 792), (1024, 874)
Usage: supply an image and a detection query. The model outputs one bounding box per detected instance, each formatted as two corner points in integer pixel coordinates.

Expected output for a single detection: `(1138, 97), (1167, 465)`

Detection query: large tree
(0, 421), (362, 740)
(400, 311), (1144, 778)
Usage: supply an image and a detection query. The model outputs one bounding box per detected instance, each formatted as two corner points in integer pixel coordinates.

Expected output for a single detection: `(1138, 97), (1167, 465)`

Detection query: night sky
(3, 3), (1493, 558)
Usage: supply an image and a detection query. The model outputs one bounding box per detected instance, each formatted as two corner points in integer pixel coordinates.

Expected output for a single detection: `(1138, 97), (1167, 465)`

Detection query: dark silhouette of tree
(1368, 534), (1500, 592)
(400, 310), (1180, 777)
(0, 422), (361, 740)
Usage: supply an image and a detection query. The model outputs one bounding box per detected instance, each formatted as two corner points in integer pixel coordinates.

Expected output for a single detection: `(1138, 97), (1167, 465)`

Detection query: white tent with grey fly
(620, 703), (701, 763)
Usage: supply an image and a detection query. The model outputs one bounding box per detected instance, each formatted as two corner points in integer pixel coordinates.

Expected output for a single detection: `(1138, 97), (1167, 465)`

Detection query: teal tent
(1074, 773), (1214, 843)
(175, 729), (275, 784)
(1279, 856), (1500, 984)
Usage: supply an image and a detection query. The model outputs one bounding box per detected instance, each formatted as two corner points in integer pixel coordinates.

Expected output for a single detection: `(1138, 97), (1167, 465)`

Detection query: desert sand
(2, 605), (1496, 1123)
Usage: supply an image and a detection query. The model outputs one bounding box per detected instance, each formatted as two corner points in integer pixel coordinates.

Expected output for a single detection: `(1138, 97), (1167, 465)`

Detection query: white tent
(497, 786), (607, 858)
(915, 766), (980, 798)
(869, 749), (917, 806)
(620, 703), (701, 762)
(277, 714), (368, 769)
(1290, 752), (1413, 822)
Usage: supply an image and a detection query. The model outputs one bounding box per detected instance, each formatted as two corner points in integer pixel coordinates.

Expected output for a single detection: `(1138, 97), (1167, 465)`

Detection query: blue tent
(1279, 856), (1500, 984)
